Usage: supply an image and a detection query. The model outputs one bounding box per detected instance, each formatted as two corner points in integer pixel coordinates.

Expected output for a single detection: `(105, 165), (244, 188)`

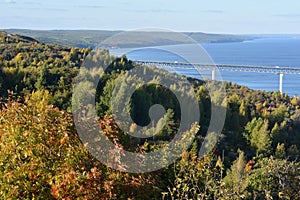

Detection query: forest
(0, 30), (299, 199)
(4, 29), (253, 48)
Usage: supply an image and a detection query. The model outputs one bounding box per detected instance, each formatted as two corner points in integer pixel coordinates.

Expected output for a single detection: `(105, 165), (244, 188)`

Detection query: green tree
(244, 118), (272, 155)
(154, 109), (177, 140)
(239, 100), (250, 127)
(165, 152), (217, 200)
(72, 80), (95, 113)
(275, 143), (286, 159)
(225, 94), (241, 131)
(35, 63), (49, 91)
(223, 150), (249, 199)
(264, 104), (289, 127)
(249, 157), (300, 199)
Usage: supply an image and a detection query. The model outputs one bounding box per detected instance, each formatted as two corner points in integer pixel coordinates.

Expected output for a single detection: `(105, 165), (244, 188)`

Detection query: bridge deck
(133, 60), (300, 75)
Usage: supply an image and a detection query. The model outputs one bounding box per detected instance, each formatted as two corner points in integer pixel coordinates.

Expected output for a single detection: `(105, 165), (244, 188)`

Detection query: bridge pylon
(212, 67), (216, 81)
(279, 73), (284, 94)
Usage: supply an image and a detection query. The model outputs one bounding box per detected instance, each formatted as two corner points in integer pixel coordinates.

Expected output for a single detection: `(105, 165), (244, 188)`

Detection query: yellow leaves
(22, 130), (30, 137)
(4, 171), (13, 178)
(0, 93), (93, 198)
(2, 67), (17, 77)
(13, 53), (23, 63)
(59, 134), (69, 146)
(129, 123), (138, 133)
(0, 92), (159, 199)
(27, 90), (53, 111)
(216, 156), (223, 169)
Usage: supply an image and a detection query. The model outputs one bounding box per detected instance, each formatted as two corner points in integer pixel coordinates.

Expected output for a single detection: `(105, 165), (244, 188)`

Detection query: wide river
(110, 37), (300, 96)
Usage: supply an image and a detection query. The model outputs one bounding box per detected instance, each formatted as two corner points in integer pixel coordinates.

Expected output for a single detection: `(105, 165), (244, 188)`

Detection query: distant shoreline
(3, 29), (255, 48)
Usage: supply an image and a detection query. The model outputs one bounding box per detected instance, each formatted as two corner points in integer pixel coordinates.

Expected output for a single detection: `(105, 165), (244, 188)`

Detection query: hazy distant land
(4, 29), (255, 48)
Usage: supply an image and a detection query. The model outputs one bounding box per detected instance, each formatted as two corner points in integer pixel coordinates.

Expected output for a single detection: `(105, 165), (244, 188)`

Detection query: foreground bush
(0, 91), (106, 199)
(0, 91), (163, 199)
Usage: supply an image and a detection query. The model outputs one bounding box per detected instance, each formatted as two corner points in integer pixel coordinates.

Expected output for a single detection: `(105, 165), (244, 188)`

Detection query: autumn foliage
(0, 91), (107, 199)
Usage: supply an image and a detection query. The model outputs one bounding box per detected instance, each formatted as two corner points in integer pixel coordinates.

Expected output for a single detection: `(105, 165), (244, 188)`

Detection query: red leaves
(245, 159), (256, 171)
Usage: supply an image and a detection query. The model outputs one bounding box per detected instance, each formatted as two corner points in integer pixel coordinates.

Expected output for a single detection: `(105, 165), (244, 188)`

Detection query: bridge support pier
(212, 68), (216, 81)
(279, 73), (283, 94)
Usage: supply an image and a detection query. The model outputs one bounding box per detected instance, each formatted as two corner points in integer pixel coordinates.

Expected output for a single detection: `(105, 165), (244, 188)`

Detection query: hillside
(0, 31), (299, 199)
(4, 29), (254, 48)
(0, 30), (39, 44)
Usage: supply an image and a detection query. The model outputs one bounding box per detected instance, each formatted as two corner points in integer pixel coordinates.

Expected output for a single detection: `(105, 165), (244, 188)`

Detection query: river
(110, 37), (300, 96)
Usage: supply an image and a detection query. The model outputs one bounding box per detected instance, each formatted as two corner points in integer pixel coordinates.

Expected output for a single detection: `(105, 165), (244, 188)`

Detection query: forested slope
(0, 31), (299, 199)
(5, 29), (253, 48)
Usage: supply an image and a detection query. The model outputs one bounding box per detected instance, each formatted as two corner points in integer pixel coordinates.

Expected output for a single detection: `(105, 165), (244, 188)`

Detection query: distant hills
(4, 29), (254, 48)
(0, 30), (39, 44)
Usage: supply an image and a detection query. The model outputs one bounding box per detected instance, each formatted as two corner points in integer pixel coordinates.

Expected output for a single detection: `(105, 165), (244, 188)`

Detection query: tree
(244, 118), (272, 155)
(0, 91), (104, 199)
(154, 109), (177, 140)
(239, 100), (250, 127)
(275, 143), (286, 159)
(164, 152), (217, 200)
(223, 150), (250, 199)
(35, 63), (49, 91)
(249, 157), (300, 199)
(264, 104), (289, 127)
(72, 80), (95, 113)
(0, 68), (4, 96)
(271, 121), (289, 148)
(225, 94), (241, 131)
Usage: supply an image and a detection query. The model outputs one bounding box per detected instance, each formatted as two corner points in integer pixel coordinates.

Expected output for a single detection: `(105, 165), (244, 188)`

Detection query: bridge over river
(133, 60), (300, 94)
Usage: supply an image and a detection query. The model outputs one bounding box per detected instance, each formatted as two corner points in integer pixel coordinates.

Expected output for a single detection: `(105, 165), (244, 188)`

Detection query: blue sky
(1, 0), (300, 34)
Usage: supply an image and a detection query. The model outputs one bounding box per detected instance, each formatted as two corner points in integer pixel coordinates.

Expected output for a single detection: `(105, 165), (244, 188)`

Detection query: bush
(0, 91), (104, 199)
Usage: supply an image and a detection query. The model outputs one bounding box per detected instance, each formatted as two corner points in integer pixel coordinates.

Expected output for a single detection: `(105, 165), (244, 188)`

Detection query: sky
(1, 0), (300, 34)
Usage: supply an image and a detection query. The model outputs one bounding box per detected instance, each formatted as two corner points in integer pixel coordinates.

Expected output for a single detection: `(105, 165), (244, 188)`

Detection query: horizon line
(2, 28), (300, 35)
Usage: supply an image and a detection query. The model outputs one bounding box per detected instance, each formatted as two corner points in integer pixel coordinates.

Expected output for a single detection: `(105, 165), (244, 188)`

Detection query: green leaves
(223, 150), (249, 199)
(244, 118), (272, 155)
(249, 157), (300, 199)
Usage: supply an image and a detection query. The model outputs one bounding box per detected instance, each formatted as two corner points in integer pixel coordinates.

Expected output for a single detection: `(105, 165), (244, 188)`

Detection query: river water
(110, 37), (300, 96)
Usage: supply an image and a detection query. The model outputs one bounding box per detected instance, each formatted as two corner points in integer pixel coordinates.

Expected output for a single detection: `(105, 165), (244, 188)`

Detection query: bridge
(133, 60), (300, 94)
